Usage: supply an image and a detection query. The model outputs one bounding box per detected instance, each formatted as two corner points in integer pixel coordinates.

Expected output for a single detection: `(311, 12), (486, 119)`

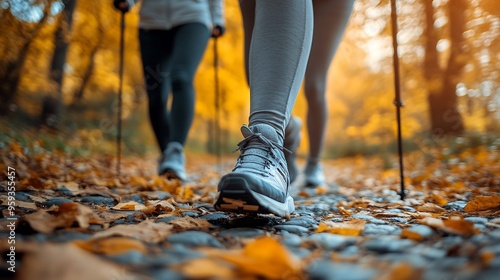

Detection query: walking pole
(213, 37), (222, 172)
(116, 11), (125, 177)
(390, 0), (405, 200)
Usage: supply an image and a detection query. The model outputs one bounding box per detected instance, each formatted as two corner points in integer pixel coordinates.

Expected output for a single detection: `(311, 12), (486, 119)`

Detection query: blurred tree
(71, 1), (105, 103)
(424, 0), (466, 136)
(41, 0), (77, 128)
(0, 0), (54, 115)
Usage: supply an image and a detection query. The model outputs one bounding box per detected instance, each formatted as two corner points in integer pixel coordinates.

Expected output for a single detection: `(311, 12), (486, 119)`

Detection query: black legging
(139, 23), (210, 153)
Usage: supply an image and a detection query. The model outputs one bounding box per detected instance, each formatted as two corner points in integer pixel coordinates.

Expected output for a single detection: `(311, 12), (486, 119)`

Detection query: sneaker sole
(214, 176), (294, 218)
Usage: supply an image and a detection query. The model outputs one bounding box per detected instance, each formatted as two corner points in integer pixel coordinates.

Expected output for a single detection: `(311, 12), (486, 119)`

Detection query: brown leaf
(316, 219), (366, 236)
(22, 203), (104, 233)
(417, 217), (477, 237)
(91, 220), (173, 243)
(415, 203), (446, 213)
(112, 201), (146, 211)
(141, 200), (175, 215)
(18, 243), (133, 280)
(375, 262), (423, 280)
(401, 229), (424, 241)
(429, 193), (448, 206)
(169, 216), (212, 231)
(57, 202), (105, 228)
(1, 196), (37, 210)
(464, 195), (500, 212)
(56, 181), (80, 195)
(73, 237), (147, 255)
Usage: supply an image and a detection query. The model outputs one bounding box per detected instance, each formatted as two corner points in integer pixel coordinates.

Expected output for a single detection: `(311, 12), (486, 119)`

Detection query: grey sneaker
(214, 124), (294, 217)
(304, 162), (325, 187)
(284, 116), (301, 183)
(158, 142), (187, 181)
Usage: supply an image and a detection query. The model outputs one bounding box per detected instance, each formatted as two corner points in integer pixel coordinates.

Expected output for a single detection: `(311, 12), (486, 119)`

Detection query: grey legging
(241, 0), (354, 158)
(240, 0), (314, 143)
(304, 0), (354, 162)
(139, 23), (210, 152)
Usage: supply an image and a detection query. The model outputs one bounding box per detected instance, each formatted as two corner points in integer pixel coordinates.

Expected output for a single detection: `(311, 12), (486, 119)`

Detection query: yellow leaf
(316, 186), (327, 195)
(401, 229), (423, 241)
(73, 237), (147, 255)
(375, 262), (422, 280)
(179, 258), (235, 279)
(449, 181), (466, 190)
(464, 195), (500, 212)
(316, 220), (365, 236)
(430, 193), (448, 206)
(338, 207), (352, 216)
(176, 186), (194, 200)
(206, 237), (302, 279)
(316, 223), (330, 233)
(480, 251), (495, 267)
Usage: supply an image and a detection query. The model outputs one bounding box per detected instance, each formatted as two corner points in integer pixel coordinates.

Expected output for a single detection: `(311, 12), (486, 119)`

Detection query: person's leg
(168, 23), (210, 145)
(139, 29), (173, 153)
(240, 0), (303, 183)
(158, 23), (210, 180)
(248, 0), (313, 141)
(305, 0), (354, 165)
(215, 0), (313, 217)
(239, 0), (255, 85)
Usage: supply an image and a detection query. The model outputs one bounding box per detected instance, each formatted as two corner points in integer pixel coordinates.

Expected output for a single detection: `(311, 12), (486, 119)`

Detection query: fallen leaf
(73, 237), (147, 255)
(1, 197), (37, 210)
(416, 203), (446, 213)
(316, 219), (366, 236)
(464, 195), (500, 212)
(18, 243), (133, 280)
(178, 258), (235, 279)
(56, 181), (80, 194)
(480, 251), (495, 267)
(375, 262), (423, 280)
(141, 200), (175, 215)
(417, 217), (477, 237)
(112, 201), (146, 211)
(176, 186), (194, 201)
(91, 220), (173, 243)
(97, 211), (131, 223)
(401, 229), (424, 241)
(205, 237), (302, 279)
(169, 216), (212, 231)
(429, 193), (448, 206)
(58, 202), (105, 229)
(22, 202), (104, 233)
(338, 207), (352, 216)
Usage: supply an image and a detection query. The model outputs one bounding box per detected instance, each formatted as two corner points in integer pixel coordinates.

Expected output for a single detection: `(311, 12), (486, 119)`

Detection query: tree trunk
(41, 0), (77, 128)
(425, 0), (465, 137)
(0, 4), (52, 115)
(72, 7), (105, 104)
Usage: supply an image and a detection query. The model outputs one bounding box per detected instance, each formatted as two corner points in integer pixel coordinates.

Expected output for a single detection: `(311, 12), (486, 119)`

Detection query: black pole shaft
(117, 12), (125, 177)
(390, 0), (405, 200)
(213, 38), (222, 171)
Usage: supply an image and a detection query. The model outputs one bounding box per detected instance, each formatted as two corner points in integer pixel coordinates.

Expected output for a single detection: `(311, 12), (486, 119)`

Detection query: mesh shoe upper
(221, 124), (290, 202)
